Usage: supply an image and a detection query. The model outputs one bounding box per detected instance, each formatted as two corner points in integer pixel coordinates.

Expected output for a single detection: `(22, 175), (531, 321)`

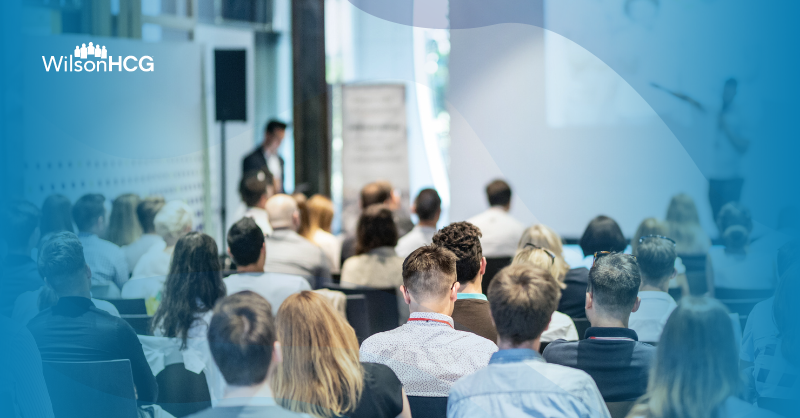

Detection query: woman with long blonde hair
(301, 195), (341, 273)
(666, 194), (711, 255)
(272, 291), (410, 418)
(106, 193), (143, 247)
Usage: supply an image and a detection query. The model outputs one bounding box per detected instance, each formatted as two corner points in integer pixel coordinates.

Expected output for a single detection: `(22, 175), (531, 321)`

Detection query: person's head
(136, 196), (166, 234)
(227, 217), (266, 270)
(360, 181), (397, 210)
(413, 188), (441, 224)
(666, 193), (701, 225)
(488, 265), (562, 347)
(516, 224), (569, 282)
(586, 252), (641, 324)
(305, 194), (334, 236)
(72, 194), (106, 234)
(154, 200), (194, 246)
(432, 222), (485, 287)
(37, 231), (91, 297)
(511, 246), (565, 289)
(3, 201), (40, 253)
(152, 232), (226, 347)
(105, 194), (142, 247)
(774, 264), (800, 367)
(485, 179), (512, 209)
(631, 297), (740, 418)
(717, 202), (752, 250)
(265, 194), (300, 231)
(40, 194), (73, 236)
(401, 245), (459, 313)
(208, 291), (279, 387)
(579, 215), (626, 257)
(630, 218), (669, 255)
(636, 236), (677, 290)
(723, 77), (738, 105)
(262, 120), (288, 153)
(240, 169), (273, 209)
(272, 291), (363, 417)
(355, 204), (398, 255)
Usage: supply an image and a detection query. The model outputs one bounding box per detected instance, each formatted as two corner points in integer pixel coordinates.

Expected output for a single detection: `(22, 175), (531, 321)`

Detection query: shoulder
(542, 339), (577, 358)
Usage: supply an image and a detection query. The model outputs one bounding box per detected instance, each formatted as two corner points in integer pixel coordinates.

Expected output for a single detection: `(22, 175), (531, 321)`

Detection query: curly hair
(432, 222), (483, 285)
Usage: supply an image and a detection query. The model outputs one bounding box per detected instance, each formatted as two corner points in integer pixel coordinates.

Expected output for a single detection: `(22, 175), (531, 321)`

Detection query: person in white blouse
(628, 235), (679, 343)
(301, 195), (341, 274)
(395, 188), (441, 259)
(467, 179), (525, 258)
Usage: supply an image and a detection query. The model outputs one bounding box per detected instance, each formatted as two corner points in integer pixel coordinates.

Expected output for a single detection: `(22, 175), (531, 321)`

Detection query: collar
(53, 296), (95, 313)
(408, 312), (455, 328)
(490, 348), (544, 365)
(457, 293), (487, 301)
(584, 327), (639, 341)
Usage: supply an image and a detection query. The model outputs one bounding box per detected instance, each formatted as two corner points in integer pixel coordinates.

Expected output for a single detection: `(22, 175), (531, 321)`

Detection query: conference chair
(106, 299), (147, 315)
(345, 294), (370, 343)
(156, 364), (212, 417)
(717, 288), (773, 319)
(42, 359), (139, 418)
(407, 396), (448, 418)
(678, 254), (707, 295)
(606, 401), (635, 418)
(122, 314), (153, 335)
(573, 318), (591, 340)
(481, 256), (513, 294)
(329, 284), (400, 341)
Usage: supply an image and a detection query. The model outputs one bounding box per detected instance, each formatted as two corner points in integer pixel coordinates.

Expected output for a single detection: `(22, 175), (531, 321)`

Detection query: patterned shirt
(78, 233), (130, 291)
(359, 312), (497, 397)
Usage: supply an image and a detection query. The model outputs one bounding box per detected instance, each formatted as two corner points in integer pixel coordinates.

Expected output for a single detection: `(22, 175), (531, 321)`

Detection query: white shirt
(264, 151), (282, 190)
(132, 245), (172, 279)
(542, 311), (580, 342)
(241, 206), (273, 236)
(707, 245), (778, 290)
(359, 311), (498, 397)
(121, 274), (166, 304)
(628, 291), (678, 343)
(78, 233), (130, 290)
(123, 234), (165, 274)
(395, 225), (437, 259)
(312, 229), (341, 274)
(467, 207), (526, 257)
(224, 272), (312, 316)
(341, 246), (404, 289)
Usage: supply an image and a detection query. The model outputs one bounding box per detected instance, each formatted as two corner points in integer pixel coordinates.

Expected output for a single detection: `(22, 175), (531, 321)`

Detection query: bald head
(266, 194), (299, 230)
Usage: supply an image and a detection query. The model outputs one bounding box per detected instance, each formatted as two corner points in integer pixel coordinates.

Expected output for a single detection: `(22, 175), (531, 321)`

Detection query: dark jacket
(242, 147), (284, 193)
(558, 268), (589, 318)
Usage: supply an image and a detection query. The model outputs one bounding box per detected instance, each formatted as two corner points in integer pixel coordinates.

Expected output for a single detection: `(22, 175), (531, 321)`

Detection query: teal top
(456, 293), (488, 301)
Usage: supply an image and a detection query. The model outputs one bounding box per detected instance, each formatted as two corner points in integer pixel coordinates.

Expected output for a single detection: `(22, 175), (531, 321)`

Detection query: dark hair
(432, 222), (482, 285)
(486, 179), (512, 207)
(579, 215), (627, 256)
(355, 205), (398, 255)
(71, 194), (105, 232)
(488, 265), (561, 345)
(265, 120), (288, 134)
(717, 202), (752, 249)
(778, 240), (800, 277)
(137, 196), (166, 234)
(152, 232), (226, 348)
(37, 231), (86, 294)
(208, 291), (276, 385)
(360, 181), (393, 209)
(636, 238), (677, 286)
(240, 169), (273, 207)
(40, 194), (73, 237)
(402, 245), (457, 300)
(414, 189), (441, 221)
(3, 201), (40, 249)
(588, 253), (641, 316)
(228, 217), (265, 266)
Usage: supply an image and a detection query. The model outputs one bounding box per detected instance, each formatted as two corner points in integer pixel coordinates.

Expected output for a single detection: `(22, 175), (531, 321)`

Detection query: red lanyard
(407, 317), (453, 328)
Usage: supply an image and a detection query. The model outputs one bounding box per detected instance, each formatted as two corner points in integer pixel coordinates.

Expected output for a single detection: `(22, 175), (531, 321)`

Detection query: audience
(105, 193), (142, 248)
(666, 193), (711, 255)
(396, 188), (441, 259)
(123, 195), (166, 270)
(27, 232), (157, 403)
(225, 218), (311, 315)
(431, 221), (497, 342)
(188, 291), (307, 418)
(1, 201), (42, 317)
(341, 205), (403, 289)
(272, 291), (411, 418)
(448, 265), (609, 418)
(543, 252), (656, 402)
(238, 169), (275, 237)
(467, 179), (525, 258)
(628, 235), (678, 343)
(71, 194), (130, 299)
(263, 194), (331, 287)
(39, 194), (74, 239)
(631, 218), (689, 296)
(359, 245), (497, 397)
(300, 194), (341, 274)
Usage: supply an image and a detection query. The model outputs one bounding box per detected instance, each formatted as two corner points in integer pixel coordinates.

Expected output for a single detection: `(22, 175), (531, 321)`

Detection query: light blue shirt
(456, 293), (487, 301)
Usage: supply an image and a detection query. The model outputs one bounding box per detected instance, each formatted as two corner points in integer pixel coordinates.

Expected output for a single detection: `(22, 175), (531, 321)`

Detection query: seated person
(225, 218), (311, 316)
(27, 232), (157, 403)
(431, 221), (497, 342)
(628, 235), (679, 343)
(13, 285), (120, 326)
(301, 195), (341, 274)
(359, 245), (497, 397)
(467, 179), (525, 258)
(395, 188), (441, 259)
(342, 205), (404, 289)
(1, 201), (42, 317)
(187, 291), (308, 418)
(448, 265), (609, 418)
(123, 196), (166, 270)
(543, 252), (656, 402)
(237, 169), (275, 237)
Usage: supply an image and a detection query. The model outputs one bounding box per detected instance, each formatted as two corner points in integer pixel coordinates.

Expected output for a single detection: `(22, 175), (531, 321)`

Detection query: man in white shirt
(225, 218), (311, 316)
(467, 179), (525, 258)
(123, 196), (165, 270)
(396, 188), (441, 258)
(628, 235), (679, 343)
(359, 245), (497, 397)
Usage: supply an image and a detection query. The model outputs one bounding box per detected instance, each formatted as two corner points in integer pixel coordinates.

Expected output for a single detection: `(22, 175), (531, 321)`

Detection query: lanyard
(407, 317), (453, 328)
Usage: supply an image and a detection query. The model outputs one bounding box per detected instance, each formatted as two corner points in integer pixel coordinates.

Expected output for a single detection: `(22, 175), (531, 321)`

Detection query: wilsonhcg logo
(42, 42), (154, 72)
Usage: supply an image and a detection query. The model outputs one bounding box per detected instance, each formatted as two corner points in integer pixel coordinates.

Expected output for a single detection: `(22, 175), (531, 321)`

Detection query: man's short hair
(432, 222), (482, 285)
(488, 265), (561, 345)
(208, 291), (276, 386)
(136, 196), (166, 234)
(240, 169), (273, 207)
(265, 120), (287, 134)
(402, 245), (457, 301)
(486, 179), (512, 207)
(72, 194), (105, 232)
(579, 215), (627, 256)
(360, 181), (393, 209)
(3, 201), (40, 249)
(38, 231), (86, 294)
(636, 238), (676, 286)
(228, 217), (265, 266)
(414, 189), (441, 221)
(588, 253), (641, 316)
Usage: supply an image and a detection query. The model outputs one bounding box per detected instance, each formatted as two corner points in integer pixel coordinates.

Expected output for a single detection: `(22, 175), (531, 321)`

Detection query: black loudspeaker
(214, 50), (247, 121)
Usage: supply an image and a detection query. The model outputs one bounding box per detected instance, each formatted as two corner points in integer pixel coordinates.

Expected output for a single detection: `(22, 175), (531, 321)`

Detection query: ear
(585, 291), (593, 310)
(272, 341), (282, 364)
(410, 203), (417, 215)
(479, 257), (487, 276)
(227, 248), (233, 258)
(261, 242), (267, 254)
(450, 282), (461, 302)
(400, 285), (412, 305)
(631, 296), (641, 313)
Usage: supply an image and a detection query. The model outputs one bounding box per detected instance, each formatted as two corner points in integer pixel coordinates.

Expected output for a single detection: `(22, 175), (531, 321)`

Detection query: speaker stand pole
(219, 120), (227, 260)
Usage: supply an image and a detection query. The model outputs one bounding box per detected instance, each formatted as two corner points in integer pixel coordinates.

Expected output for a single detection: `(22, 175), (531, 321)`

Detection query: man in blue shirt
(448, 264), (609, 418)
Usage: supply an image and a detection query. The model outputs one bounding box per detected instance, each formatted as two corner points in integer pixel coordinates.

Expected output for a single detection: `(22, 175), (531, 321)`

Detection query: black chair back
(345, 294), (370, 342)
(606, 401), (635, 418)
(481, 257), (513, 294)
(105, 299), (147, 315)
(538, 341), (550, 354)
(678, 254), (707, 295)
(573, 318), (591, 340)
(43, 360), (139, 418)
(156, 363), (212, 417)
(407, 396), (448, 418)
(122, 314), (153, 335)
(329, 284), (400, 342)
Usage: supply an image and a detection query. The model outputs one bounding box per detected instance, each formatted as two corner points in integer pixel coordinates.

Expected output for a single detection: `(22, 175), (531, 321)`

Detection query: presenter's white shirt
(224, 271), (312, 315)
(395, 225), (437, 259)
(467, 207), (526, 258)
(628, 291), (678, 343)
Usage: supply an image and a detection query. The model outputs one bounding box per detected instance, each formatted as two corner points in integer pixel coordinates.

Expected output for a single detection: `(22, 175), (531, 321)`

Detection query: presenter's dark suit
(242, 147), (285, 193)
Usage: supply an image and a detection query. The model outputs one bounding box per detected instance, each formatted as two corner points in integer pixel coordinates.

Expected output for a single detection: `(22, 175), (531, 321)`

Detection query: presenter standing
(243, 120), (287, 194)
(709, 78), (749, 222)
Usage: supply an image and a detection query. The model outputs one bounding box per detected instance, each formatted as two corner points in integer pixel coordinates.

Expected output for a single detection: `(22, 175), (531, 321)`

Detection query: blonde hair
(272, 291), (364, 417)
(516, 225), (569, 283)
(666, 194), (710, 254)
(106, 194), (142, 246)
(512, 247), (567, 289)
(631, 218), (669, 256)
(302, 195), (334, 241)
(154, 201), (193, 242)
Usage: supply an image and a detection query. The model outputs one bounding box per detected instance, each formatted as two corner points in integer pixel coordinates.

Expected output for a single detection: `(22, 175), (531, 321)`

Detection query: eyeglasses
(523, 243), (556, 265)
(592, 251), (636, 267)
(638, 234), (676, 246)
